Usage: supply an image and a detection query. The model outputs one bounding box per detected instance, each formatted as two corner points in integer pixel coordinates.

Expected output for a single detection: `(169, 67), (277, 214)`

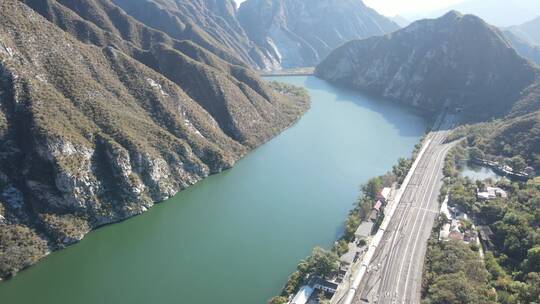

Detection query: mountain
(390, 15), (410, 27)
(316, 11), (539, 119)
(508, 16), (540, 46)
(415, 0), (540, 27)
(503, 30), (540, 66)
(0, 0), (308, 279)
(237, 0), (399, 68)
(109, 0), (280, 71)
(485, 112), (540, 168)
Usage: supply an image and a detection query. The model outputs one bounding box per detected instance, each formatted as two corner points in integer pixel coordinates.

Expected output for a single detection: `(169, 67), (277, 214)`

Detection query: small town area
(285, 187), (394, 304)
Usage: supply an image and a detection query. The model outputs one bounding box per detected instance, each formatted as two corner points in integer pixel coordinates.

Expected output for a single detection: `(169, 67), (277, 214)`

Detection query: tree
(332, 240), (349, 256)
(357, 197), (373, 220)
(508, 156), (527, 172)
(362, 177), (383, 199)
(484, 252), (506, 281)
(282, 271), (302, 296)
(423, 240), (494, 303)
(479, 200), (506, 225)
(469, 147), (485, 160)
(493, 212), (535, 262)
(519, 272), (540, 303)
(533, 154), (540, 170)
(522, 246), (540, 274)
(269, 296), (288, 304)
(344, 215), (360, 242)
(305, 247), (339, 279)
(426, 272), (494, 304)
(393, 158), (412, 184)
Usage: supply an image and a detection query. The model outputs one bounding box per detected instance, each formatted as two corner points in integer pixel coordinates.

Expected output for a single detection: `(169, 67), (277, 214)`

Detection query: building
(439, 204), (478, 244)
(313, 278), (339, 295)
(478, 225), (495, 251)
(339, 248), (356, 267)
(369, 200), (383, 222)
(290, 285), (314, 304)
(355, 221), (374, 239)
(449, 231), (464, 241)
(477, 187), (507, 200)
(378, 187), (392, 203)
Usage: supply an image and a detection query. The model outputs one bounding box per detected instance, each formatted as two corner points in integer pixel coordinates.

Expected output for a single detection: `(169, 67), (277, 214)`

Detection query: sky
(233, 0), (467, 17)
(233, 0), (540, 26)
(363, 0), (466, 16)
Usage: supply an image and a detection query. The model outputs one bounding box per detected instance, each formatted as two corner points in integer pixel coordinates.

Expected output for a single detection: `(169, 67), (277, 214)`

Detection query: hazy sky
(234, 0), (467, 16)
(363, 0), (466, 16)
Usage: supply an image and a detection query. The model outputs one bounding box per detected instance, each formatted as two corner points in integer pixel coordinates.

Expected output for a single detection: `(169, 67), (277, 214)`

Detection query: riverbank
(270, 134), (429, 304)
(0, 81), (311, 282)
(0, 76), (427, 304)
(261, 67), (315, 77)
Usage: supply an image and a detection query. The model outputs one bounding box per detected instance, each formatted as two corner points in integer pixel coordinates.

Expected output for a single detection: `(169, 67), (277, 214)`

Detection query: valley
(1, 1), (539, 304)
(0, 76), (427, 304)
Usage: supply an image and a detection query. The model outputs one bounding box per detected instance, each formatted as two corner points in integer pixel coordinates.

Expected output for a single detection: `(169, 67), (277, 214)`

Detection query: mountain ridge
(507, 16), (540, 46)
(316, 11), (539, 118)
(237, 0), (399, 68)
(0, 0), (308, 279)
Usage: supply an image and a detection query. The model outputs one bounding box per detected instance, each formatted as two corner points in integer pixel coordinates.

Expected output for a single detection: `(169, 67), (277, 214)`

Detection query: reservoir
(0, 76), (427, 304)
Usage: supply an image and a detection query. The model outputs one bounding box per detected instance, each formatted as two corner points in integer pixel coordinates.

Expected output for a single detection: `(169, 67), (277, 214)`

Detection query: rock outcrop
(316, 11), (539, 118)
(110, 0), (280, 70)
(0, 0), (309, 279)
(237, 0), (399, 68)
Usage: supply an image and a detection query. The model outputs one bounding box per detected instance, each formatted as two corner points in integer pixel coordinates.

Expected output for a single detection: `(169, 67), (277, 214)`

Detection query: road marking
(340, 136), (434, 304)
(401, 143), (454, 302)
(393, 145), (446, 294)
(411, 207), (439, 214)
(393, 125), (452, 300)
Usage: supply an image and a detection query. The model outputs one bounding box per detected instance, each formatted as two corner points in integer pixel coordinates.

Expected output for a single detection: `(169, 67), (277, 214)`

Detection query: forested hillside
(0, 0), (309, 279)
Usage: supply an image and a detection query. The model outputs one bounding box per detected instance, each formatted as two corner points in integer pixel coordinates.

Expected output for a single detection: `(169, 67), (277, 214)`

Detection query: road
(353, 115), (456, 304)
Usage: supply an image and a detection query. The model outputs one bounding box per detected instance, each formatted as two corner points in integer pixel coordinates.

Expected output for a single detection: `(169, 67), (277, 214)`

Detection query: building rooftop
(477, 186), (507, 200)
(380, 187), (392, 201)
(313, 277), (339, 290)
(290, 285), (314, 304)
(449, 231), (464, 241)
(355, 221), (374, 238)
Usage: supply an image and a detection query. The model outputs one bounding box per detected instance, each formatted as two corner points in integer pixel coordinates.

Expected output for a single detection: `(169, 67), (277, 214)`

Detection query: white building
(290, 285), (313, 304)
(379, 187), (392, 203)
(477, 187), (507, 200)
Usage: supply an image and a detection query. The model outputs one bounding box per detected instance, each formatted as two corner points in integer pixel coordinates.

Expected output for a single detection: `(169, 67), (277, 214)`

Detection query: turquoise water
(0, 76), (427, 304)
(461, 163), (502, 181)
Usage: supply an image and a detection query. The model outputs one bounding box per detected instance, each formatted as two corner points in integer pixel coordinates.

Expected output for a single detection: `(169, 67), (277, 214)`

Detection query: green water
(0, 76), (427, 304)
(461, 163), (502, 181)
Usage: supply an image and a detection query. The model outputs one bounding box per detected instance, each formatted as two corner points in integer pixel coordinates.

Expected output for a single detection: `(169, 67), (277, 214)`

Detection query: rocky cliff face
(237, 0), (399, 68)
(316, 11), (539, 118)
(0, 0), (308, 279)
(110, 0), (280, 70)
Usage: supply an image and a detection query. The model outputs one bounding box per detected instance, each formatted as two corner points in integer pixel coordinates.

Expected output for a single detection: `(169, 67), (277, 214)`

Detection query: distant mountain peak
(508, 15), (540, 46)
(316, 12), (539, 118)
(237, 0), (399, 68)
(444, 10), (464, 18)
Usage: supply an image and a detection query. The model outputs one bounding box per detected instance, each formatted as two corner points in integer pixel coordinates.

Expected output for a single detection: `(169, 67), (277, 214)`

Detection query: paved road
(353, 116), (456, 304)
